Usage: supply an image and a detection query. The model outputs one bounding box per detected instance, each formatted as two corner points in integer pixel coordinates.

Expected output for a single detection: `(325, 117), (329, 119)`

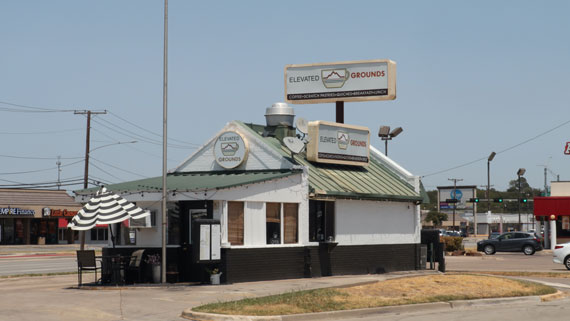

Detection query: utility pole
(56, 156), (62, 190)
(448, 178), (463, 231)
(75, 109), (107, 250)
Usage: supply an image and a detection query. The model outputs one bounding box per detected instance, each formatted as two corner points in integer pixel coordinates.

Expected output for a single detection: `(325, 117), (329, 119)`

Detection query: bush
(441, 236), (464, 252)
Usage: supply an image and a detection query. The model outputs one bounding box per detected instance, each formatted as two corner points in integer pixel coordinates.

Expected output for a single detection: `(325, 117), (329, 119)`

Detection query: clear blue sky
(1, 0), (569, 193)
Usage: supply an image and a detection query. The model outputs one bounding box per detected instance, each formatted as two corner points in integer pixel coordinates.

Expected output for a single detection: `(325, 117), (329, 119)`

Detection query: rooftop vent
(265, 102), (295, 127)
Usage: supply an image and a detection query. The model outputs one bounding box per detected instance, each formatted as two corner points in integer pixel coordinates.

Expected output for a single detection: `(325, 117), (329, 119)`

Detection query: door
(497, 232), (517, 251)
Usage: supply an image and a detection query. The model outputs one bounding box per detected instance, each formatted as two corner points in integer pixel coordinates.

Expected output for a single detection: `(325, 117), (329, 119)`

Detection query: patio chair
(127, 249), (145, 283)
(76, 250), (101, 287)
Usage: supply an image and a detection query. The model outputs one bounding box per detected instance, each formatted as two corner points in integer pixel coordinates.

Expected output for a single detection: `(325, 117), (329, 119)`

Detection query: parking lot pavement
(446, 251), (565, 272)
(0, 271), (439, 321)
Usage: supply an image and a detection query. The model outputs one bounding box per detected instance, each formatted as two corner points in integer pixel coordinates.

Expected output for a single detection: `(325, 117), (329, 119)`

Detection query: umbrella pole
(109, 224), (116, 248)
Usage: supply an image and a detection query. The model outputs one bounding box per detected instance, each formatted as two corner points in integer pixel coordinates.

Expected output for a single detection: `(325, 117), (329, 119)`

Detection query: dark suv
(477, 232), (542, 255)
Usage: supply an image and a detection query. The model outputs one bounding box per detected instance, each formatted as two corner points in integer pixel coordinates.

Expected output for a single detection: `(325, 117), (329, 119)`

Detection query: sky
(1, 0), (569, 193)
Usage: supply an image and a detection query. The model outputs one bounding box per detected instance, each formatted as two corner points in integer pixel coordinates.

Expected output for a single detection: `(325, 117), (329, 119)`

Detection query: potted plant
(207, 267), (222, 285)
(145, 254), (161, 283)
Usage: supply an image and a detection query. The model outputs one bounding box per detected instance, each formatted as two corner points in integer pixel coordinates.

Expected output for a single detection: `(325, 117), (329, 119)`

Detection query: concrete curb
(181, 295), (548, 321)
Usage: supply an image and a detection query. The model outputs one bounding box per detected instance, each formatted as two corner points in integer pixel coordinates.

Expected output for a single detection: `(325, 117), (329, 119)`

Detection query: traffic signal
(493, 198), (503, 203)
(445, 198), (458, 203)
(520, 198), (528, 203)
(468, 198), (479, 203)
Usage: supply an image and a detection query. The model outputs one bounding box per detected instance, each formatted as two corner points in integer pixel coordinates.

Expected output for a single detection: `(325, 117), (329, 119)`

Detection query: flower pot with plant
(145, 254), (161, 283)
(207, 267), (222, 285)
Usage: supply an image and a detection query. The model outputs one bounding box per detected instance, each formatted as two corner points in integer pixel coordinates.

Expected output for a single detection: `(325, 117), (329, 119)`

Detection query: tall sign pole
(448, 178), (463, 231)
(161, 0), (169, 284)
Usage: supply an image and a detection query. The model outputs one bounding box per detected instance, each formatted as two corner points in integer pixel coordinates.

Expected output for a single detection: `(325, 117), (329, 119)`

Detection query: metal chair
(76, 250), (101, 287)
(127, 249), (145, 283)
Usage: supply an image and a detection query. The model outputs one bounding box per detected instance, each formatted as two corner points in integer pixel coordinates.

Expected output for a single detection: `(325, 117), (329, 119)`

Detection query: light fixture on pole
(517, 168), (526, 231)
(487, 152), (496, 213)
(378, 126), (403, 157)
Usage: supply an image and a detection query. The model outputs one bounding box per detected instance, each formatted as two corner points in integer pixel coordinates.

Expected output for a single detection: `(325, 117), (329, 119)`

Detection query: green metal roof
(75, 170), (300, 196)
(238, 122), (422, 203)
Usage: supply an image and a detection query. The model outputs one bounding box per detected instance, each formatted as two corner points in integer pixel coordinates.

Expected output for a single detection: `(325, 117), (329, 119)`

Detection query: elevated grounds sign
(284, 59), (396, 104)
(306, 121), (370, 166)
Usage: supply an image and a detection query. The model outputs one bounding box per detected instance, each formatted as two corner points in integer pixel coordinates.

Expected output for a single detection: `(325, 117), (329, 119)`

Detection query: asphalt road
(0, 254), (76, 276)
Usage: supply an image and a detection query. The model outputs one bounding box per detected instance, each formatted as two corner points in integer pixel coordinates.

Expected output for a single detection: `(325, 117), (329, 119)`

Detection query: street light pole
(517, 168), (526, 231)
(378, 126), (403, 157)
(161, 0), (169, 284)
(487, 152), (496, 214)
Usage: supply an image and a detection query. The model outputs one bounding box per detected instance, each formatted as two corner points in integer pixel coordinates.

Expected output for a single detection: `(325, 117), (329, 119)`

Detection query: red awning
(534, 196), (570, 217)
(95, 220), (129, 228)
(58, 218), (69, 228)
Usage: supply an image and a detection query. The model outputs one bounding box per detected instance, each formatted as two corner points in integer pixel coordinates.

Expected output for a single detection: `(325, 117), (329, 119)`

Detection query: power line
(0, 100), (75, 113)
(109, 111), (200, 147)
(90, 157), (148, 178)
(0, 154), (82, 161)
(421, 118), (570, 178)
(0, 128), (82, 135)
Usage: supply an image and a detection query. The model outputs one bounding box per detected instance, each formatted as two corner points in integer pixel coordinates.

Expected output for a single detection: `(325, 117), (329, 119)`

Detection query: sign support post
(336, 101), (344, 123)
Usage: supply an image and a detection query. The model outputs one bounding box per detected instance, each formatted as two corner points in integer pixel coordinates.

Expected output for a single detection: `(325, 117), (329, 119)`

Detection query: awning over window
(534, 196), (570, 217)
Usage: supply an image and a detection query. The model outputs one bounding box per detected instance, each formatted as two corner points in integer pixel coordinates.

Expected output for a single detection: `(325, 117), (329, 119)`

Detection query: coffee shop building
(74, 106), (426, 283)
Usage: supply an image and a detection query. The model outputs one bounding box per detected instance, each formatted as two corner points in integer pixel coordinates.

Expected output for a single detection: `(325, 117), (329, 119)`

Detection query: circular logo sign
(214, 131), (248, 169)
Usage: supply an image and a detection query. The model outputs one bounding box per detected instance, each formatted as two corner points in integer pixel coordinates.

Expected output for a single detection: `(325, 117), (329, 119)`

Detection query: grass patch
(193, 274), (556, 316)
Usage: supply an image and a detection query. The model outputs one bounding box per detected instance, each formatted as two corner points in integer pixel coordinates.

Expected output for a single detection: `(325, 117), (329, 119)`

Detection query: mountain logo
(321, 68), (349, 88)
(221, 142), (239, 156)
(337, 131), (349, 150)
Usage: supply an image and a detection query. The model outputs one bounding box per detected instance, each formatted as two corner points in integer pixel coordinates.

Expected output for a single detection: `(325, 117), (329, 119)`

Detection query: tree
(425, 210), (448, 227)
(507, 176), (531, 193)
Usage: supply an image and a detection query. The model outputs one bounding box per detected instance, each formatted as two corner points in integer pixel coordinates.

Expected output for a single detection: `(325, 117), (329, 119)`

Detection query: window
(283, 203), (298, 244)
(90, 228), (108, 241)
(309, 200), (335, 242)
(228, 201), (244, 245)
(266, 203), (281, 244)
(167, 203), (181, 245)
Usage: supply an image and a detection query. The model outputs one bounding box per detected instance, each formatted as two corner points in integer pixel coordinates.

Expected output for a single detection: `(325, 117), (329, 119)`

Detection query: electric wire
(421, 118), (570, 178)
(89, 157), (148, 178)
(0, 100), (75, 113)
(108, 111), (201, 147)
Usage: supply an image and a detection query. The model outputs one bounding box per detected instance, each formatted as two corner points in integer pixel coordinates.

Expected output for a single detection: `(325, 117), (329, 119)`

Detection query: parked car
(443, 230), (461, 237)
(553, 242), (570, 270)
(488, 232), (501, 239)
(477, 232), (542, 255)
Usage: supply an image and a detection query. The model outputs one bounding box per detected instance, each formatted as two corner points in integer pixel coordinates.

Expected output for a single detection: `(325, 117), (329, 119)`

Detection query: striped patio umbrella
(68, 187), (150, 231)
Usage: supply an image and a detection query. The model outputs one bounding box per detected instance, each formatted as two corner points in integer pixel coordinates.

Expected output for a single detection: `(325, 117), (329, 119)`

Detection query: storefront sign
(45, 208), (78, 217)
(0, 207), (35, 216)
(306, 121), (370, 166)
(284, 59), (396, 104)
(213, 131), (249, 169)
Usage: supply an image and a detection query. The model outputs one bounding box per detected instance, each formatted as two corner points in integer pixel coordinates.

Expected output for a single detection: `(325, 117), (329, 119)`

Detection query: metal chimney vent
(265, 102), (295, 127)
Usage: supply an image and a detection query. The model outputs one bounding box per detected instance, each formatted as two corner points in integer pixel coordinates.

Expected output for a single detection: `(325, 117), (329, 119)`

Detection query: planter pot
(151, 264), (161, 283)
(210, 273), (222, 285)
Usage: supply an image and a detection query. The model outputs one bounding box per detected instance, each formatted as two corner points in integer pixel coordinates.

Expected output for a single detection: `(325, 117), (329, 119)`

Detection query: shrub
(441, 236), (464, 252)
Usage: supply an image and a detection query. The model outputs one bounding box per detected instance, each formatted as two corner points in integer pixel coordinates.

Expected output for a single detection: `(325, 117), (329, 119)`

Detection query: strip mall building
(74, 104), (427, 283)
(0, 189), (85, 245)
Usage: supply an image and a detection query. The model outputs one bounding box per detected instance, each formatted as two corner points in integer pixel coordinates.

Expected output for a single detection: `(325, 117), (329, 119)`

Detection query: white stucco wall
(335, 199), (418, 245)
(551, 182), (570, 196)
(128, 171), (309, 249)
